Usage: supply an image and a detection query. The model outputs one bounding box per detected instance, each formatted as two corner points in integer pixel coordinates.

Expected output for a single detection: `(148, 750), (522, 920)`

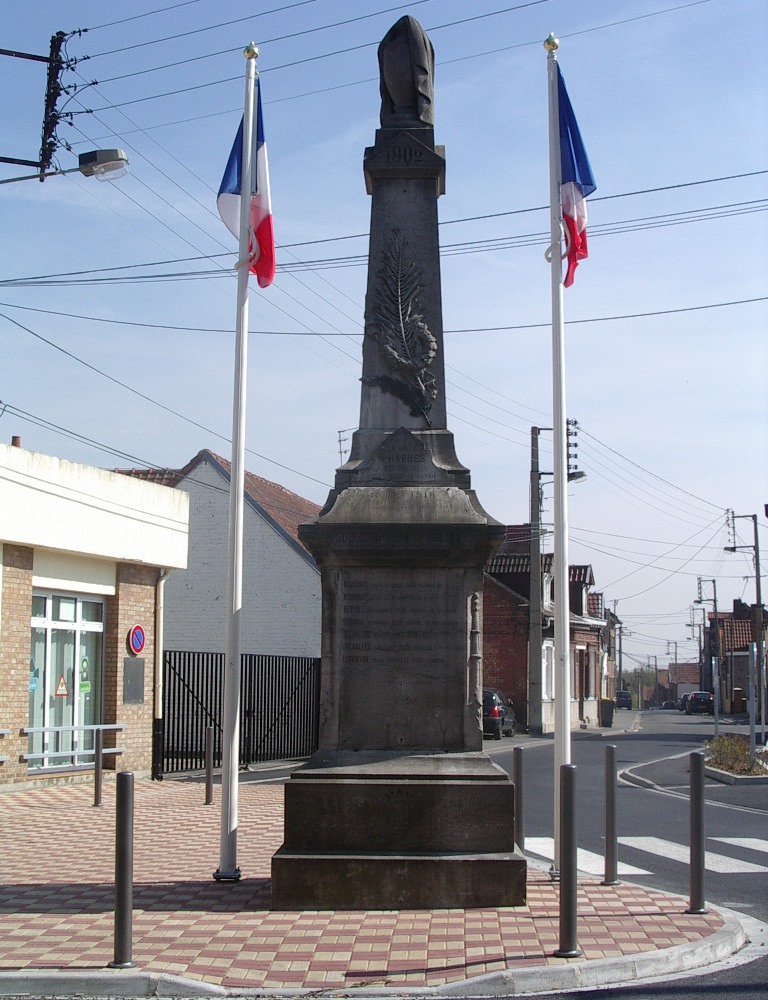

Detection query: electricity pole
(528, 427), (550, 735)
(1, 32), (76, 178)
(697, 578), (721, 737)
(724, 512), (765, 747)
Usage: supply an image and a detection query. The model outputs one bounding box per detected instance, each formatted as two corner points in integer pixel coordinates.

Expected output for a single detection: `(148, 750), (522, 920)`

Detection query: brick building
(484, 525), (616, 731)
(705, 600), (767, 714)
(482, 574), (529, 715)
(0, 442), (188, 786)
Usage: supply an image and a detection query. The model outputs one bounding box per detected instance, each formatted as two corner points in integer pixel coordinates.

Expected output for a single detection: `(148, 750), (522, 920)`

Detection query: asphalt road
(484, 709), (768, 998)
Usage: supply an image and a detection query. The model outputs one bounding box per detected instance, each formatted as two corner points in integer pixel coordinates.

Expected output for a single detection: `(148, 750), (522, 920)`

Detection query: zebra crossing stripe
(712, 837), (768, 854)
(619, 836), (768, 874)
(524, 837), (651, 876)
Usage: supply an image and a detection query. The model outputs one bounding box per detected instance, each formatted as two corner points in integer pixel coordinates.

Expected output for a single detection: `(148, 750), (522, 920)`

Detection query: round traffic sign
(129, 624), (146, 655)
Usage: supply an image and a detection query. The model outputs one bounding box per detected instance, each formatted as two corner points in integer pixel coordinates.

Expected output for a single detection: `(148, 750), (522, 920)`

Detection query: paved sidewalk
(0, 777), (753, 997)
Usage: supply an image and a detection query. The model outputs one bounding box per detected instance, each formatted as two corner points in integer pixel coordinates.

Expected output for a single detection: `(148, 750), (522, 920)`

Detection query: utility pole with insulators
(39, 32), (67, 179)
(566, 419), (580, 480)
(0, 30), (82, 178)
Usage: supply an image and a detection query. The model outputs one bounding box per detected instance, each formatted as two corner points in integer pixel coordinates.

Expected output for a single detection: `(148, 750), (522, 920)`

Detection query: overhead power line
(84, 0), (210, 33)
(3, 171), (765, 285)
(1, 295), (764, 336)
(74, 0), (710, 114)
(92, 0), (434, 81)
(0, 313), (331, 490)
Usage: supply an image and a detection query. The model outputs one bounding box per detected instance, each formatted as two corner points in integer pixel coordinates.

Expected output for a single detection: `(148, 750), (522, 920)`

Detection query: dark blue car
(482, 688), (517, 740)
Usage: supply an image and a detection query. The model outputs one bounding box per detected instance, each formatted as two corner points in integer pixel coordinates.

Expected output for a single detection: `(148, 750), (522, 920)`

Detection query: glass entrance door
(29, 593), (104, 769)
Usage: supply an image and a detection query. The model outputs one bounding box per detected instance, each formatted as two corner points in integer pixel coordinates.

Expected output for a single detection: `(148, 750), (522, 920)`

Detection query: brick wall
(104, 563), (159, 774)
(482, 575), (529, 724)
(0, 544), (33, 783)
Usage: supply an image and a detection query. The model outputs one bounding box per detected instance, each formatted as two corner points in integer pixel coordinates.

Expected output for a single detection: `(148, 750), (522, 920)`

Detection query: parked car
(615, 689), (632, 710)
(678, 693), (691, 712)
(686, 691), (714, 715)
(482, 688), (517, 740)
(661, 700), (676, 709)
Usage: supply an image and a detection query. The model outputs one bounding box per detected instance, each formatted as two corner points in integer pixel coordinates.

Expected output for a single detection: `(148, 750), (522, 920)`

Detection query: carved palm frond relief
(364, 227), (438, 421)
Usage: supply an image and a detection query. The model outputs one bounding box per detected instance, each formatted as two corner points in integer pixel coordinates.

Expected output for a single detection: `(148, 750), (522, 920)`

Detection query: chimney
(11, 436), (21, 447)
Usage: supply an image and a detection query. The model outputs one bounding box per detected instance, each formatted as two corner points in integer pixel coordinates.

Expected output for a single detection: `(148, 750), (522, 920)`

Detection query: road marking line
(711, 837), (768, 854)
(524, 837), (651, 876)
(619, 836), (768, 873)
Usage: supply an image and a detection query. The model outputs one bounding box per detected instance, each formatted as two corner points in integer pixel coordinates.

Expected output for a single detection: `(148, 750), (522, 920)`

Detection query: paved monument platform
(0, 774), (758, 997)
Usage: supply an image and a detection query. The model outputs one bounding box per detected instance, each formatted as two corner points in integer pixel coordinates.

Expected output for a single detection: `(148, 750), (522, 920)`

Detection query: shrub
(705, 734), (767, 775)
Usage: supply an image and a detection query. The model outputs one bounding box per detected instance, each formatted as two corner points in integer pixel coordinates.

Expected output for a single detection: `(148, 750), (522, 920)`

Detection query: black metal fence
(159, 651), (320, 775)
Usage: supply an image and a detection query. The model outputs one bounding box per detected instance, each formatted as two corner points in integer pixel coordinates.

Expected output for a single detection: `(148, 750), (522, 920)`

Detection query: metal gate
(160, 651), (320, 775)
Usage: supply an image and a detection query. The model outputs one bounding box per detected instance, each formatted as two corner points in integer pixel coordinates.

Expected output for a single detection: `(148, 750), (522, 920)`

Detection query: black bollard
(205, 726), (214, 806)
(108, 771), (137, 968)
(513, 745), (524, 852)
(601, 744), (620, 886)
(93, 728), (103, 808)
(554, 764), (581, 958)
(686, 751), (707, 914)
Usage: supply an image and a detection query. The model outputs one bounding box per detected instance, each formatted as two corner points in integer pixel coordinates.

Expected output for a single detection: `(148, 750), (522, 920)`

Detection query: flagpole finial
(244, 42), (259, 60)
(544, 33), (559, 52)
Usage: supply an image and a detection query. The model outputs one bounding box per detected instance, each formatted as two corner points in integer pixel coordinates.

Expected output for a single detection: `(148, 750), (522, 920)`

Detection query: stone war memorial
(270, 15), (527, 910)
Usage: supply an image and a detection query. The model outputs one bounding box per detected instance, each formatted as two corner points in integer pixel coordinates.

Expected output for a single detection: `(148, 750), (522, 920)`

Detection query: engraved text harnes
(363, 227), (437, 424)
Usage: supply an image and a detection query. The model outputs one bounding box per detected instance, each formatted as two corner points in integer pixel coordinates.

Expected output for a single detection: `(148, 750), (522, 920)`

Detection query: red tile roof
(116, 449), (321, 557)
(114, 466), (183, 488)
(709, 616), (756, 653)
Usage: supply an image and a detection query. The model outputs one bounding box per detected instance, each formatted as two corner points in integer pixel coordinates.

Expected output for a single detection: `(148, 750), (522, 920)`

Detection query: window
(28, 592), (105, 770)
(588, 649), (598, 699)
(542, 573), (553, 610)
(570, 648), (577, 699)
(542, 643), (554, 700)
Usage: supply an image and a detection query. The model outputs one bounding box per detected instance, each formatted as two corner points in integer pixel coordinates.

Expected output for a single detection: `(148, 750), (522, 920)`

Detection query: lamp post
(724, 513), (765, 752)
(0, 149), (128, 185)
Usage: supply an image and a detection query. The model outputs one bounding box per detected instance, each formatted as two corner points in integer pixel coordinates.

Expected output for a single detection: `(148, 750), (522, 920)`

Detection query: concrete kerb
(439, 907), (758, 997)
(0, 904), (759, 1000)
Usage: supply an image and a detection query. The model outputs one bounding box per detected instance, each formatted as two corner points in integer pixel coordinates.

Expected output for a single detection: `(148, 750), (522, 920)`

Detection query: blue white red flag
(217, 80), (275, 289)
(557, 64), (596, 287)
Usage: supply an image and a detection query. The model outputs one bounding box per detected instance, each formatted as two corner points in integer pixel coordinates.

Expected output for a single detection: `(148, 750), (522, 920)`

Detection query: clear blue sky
(1, 0), (766, 673)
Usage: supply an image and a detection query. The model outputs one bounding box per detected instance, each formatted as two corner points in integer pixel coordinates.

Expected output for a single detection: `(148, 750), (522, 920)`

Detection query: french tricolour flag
(557, 64), (596, 288)
(217, 80), (275, 289)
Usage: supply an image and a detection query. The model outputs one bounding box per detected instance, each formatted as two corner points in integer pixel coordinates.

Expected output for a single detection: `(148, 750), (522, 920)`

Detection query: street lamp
(0, 149), (128, 185)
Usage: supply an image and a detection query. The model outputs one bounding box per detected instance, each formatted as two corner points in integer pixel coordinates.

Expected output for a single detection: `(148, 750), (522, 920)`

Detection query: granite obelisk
(270, 16), (526, 910)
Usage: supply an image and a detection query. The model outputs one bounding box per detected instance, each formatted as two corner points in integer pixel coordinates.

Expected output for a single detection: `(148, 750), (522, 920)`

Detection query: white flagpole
(545, 33), (572, 875)
(215, 43), (259, 882)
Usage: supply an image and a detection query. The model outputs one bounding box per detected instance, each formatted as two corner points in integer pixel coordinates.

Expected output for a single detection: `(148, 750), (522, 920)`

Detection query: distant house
(704, 600), (767, 714)
(484, 524), (616, 731)
(118, 449), (321, 658)
(668, 662), (699, 702)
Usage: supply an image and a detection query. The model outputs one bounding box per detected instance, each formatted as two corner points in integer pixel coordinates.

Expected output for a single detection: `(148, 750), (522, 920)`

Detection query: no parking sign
(128, 624), (145, 655)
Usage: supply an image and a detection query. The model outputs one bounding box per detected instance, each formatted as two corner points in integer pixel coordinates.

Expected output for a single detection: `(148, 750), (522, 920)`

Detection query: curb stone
(0, 906), (760, 999)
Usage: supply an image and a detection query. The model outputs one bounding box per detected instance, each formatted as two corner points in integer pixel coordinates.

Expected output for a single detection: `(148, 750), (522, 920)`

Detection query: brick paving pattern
(0, 779), (724, 989)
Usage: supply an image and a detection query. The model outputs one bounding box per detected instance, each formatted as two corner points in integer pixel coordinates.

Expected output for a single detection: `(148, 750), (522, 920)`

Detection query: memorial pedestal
(271, 751), (527, 910)
(269, 477), (527, 910)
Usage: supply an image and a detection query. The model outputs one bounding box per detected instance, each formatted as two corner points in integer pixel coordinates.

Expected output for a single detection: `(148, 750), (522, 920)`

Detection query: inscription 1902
(385, 144), (423, 165)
